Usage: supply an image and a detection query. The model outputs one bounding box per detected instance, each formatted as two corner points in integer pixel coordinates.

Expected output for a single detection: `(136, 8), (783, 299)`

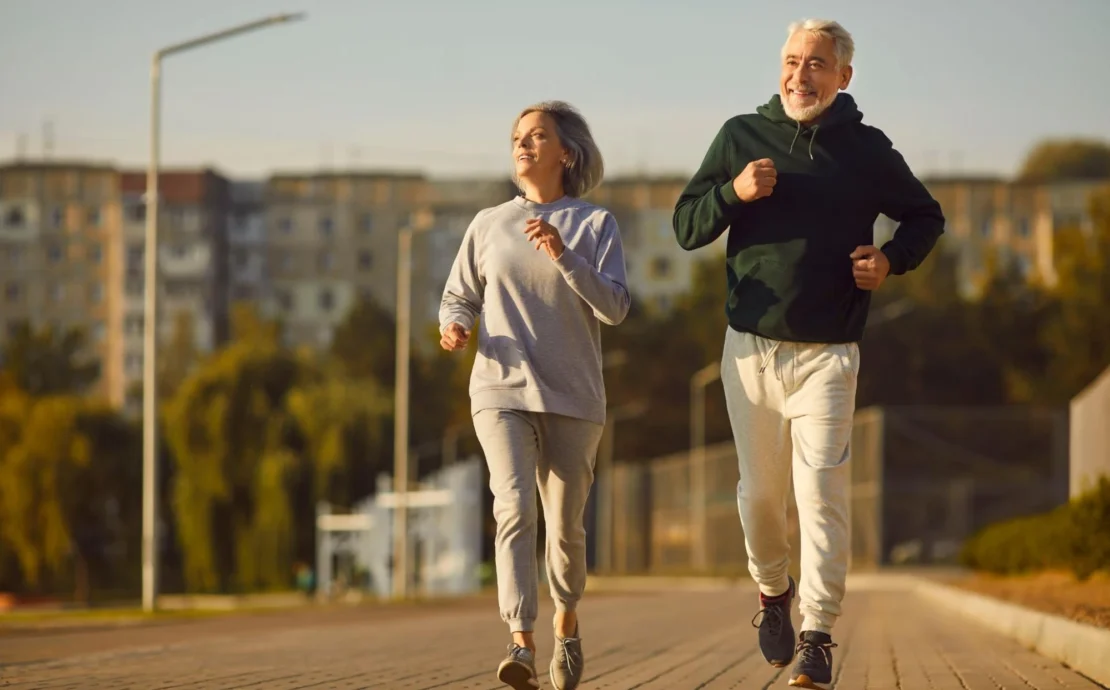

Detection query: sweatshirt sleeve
(438, 213), (485, 334)
(672, 121), (745, 251)
(552, 212), (631, 326)
(871, 129), (946, 275)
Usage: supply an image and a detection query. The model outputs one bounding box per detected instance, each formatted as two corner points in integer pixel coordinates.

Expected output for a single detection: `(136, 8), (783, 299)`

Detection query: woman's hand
(440, 323), (470, 351)
(524, 218), (565, 260)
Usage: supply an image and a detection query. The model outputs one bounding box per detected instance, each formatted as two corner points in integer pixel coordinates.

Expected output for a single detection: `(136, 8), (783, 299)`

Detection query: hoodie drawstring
(758, 341), (781, 379)
(787, 121), (820, 161)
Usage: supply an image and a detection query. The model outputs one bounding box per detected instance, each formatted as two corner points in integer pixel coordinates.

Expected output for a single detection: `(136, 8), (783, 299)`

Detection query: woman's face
(513, 111), (568, 187)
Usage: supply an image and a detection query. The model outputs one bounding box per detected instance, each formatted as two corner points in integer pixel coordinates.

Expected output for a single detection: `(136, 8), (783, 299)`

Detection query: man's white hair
(783, 18), (854, 69)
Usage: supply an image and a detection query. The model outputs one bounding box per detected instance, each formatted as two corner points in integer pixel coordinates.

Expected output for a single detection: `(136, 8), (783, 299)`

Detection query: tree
(1018, 139), (1110, 182)
(0, 323), (100, 396)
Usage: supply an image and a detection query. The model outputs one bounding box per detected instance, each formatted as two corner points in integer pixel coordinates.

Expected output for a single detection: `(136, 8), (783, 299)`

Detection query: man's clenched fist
(440, 323), (470, 351)
(732, 158), (776, 203)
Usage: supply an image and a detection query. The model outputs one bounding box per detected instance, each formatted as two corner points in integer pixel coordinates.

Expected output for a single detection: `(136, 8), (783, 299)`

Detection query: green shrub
(960, 477), (1110, 579)
(1068, 476), (1110, 580)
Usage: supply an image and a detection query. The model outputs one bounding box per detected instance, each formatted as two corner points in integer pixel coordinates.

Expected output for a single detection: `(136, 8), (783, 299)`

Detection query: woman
(439, 101), (630, 690)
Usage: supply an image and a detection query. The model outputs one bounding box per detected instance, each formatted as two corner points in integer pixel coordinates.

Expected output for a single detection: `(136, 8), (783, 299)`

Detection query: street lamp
(142, 12), (305, 613)
(392, 209), (436, 599)
(689, 361), (721, 571)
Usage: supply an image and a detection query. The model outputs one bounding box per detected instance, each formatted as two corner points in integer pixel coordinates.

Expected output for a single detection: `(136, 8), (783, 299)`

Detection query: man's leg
(720, 327), (796, 666)
(786, 341), (858, 634)
(783, 341), (857, 689)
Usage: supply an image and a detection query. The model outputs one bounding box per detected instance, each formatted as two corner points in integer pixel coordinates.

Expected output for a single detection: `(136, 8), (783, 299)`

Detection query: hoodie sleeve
(870, 129), (946, 275)
(552, 212), (631, 326)
(672, 122), (745, 251)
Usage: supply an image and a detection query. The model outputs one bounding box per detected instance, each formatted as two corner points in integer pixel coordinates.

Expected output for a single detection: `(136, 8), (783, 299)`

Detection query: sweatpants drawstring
(758, 341), (781, 379)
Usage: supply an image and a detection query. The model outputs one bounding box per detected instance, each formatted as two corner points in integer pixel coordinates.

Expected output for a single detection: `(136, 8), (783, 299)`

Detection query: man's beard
(782, 91), (837, 123)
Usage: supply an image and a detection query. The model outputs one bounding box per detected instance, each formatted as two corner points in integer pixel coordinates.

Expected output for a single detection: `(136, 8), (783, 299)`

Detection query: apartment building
(0, 161), (121, 401)
(264, 171), (427, 349)
(228, 181), (269, 307)
(117, 169), (231, 408)
(922, 176), (1108, 294)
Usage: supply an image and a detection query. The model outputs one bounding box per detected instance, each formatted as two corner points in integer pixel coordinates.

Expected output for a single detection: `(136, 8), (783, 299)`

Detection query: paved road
(0, 578), (1102, 689)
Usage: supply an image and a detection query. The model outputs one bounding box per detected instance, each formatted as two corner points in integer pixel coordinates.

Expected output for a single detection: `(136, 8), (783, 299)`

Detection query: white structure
(315, 456), (483, 599)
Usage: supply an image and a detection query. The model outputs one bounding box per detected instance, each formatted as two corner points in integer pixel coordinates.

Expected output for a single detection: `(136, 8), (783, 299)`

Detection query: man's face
(779, 31), (853, 124)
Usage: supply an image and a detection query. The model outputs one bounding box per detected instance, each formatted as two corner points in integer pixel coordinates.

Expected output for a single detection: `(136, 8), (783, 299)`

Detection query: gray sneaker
(550, 626), (584, 690)
(497, 643), (539, 690)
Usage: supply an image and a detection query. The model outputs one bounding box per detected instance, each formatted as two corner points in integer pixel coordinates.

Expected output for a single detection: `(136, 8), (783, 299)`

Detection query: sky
(1, 0), (1107, 180)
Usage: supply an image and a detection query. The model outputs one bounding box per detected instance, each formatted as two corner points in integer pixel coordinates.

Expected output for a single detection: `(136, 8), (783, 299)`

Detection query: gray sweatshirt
(439, 195), (631, 425)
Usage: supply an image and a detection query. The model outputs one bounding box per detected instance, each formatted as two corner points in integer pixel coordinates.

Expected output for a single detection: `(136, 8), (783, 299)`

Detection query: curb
(913, 578), (1110, 688)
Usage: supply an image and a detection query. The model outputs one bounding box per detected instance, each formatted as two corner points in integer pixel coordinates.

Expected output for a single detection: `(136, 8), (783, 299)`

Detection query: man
(672, 18), (944, 690)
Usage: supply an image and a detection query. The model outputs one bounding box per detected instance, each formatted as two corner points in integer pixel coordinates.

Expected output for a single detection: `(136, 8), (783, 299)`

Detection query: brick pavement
(0, 579), (1103, 689)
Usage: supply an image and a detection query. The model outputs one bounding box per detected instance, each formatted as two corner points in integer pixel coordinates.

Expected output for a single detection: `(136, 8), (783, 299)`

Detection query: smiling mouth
(517, 154), (535, 162)
(789, 88), (816, 98)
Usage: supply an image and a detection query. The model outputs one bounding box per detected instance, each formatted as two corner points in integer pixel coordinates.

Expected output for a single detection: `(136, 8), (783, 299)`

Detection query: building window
(278, 218), (292, 234)
(649, 256), (672, 279)
(1016, 218), (1031, 239)
(87, 207), (102, 227)
(88, 243), (102, 264)
(360, 213), (374, 234)
(126, 353), (143, 375)
(276, 290), (293, 311)
(358, 250), (374, 271)
(6, 246), (23, 265)
(5, 282), (21, 302)
(979, 218), (992, 238)
(319, 289), (335, 311)
(233, 249), (249, 268)
(319, 216), (334, 237)
(279, 251), (292, 270)
(89, 283), (104, 304)
(128, 204), (146, 223)
(51, 284), (65, 303)
(1016, 255), (1034, 279)
(51, 207), (64, 229)
(126, 314), (144, 334)
(92, 320), (105, 342)
(4, 206), (25, 228)
(318, 251), (335, 272)
(126, 280), (144, 297)
(127, 244), (144, 270)
(47, 244), (64, 264)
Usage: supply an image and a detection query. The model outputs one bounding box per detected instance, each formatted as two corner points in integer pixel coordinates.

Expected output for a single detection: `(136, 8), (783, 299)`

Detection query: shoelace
(555, 636), (582, 675)
(750, 603), (786, 637)
(795, 638), (838, 667)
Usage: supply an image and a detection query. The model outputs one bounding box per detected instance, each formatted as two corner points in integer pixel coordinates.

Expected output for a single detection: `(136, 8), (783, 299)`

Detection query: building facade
(0, 162), (122, 401)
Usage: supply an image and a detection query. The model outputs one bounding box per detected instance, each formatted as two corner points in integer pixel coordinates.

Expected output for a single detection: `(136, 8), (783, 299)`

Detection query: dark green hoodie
(673, 93), (944, 343)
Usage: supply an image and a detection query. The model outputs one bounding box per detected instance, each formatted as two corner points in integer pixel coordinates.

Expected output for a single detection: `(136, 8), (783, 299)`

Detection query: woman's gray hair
(511, 101), (604, 198)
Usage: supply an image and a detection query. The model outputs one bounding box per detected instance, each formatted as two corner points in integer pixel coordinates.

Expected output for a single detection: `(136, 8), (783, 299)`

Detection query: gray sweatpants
(721, 327), (858, 634)
(472, 408), (604, 633)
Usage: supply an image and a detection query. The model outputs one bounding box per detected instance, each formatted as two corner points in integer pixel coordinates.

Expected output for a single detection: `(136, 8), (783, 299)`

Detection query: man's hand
(850, 246), (891, 290)
(524, 218), (565, 260)
(732, 158), (776, 203)
(440, 323), (470, 351)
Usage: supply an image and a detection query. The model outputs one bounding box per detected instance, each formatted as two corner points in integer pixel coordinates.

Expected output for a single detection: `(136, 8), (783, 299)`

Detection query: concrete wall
(1070, 366), (1110, 498)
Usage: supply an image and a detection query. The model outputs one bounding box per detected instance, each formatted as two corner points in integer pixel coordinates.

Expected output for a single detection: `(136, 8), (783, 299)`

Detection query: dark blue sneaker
(750, 576), (796, 667)
(788, 631), (837, 689)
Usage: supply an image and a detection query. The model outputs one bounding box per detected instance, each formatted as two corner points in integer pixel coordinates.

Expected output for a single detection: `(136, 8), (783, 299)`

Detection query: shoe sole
(549, 661), (583, 690)
(788, 674), (831, 689)
(497, 660), (539, 690)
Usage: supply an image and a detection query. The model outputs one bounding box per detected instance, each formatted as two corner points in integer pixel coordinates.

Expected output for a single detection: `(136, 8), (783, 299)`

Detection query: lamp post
(142, 12), (305, 613)
(689, 362), (721, 571)
(391, 209), (435, 599)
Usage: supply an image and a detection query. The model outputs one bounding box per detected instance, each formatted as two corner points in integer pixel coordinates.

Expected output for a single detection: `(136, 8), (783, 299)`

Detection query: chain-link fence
(605, 405), (1068, 575)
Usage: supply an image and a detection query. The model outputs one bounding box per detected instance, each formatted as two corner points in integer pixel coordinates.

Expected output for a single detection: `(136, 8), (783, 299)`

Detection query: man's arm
(672, 123), (745, 251)
(872, 130), (946, 275)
